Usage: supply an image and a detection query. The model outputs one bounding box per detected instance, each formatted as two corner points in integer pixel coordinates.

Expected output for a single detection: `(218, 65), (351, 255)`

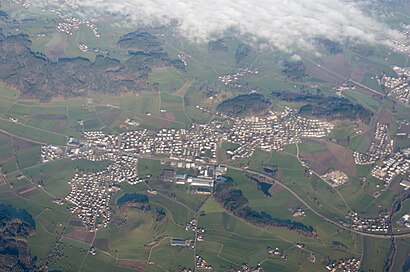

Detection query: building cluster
(79, 43), (88, 52)
(43, 8), (100, 37)
(397, 120), (410, 138)
(326, 258), (361, 272)
(218, 67), (259, 88)
(353, 123), (393, 165)
(170, 238), (194, 248)
(229, 264), (263, 272)
(124, 118), (140, 127)
(66, 132), (118, 161)
(371, 148), (410, 188)
(345, 212), (389, 233)
(177, 53), (190, 66)
(392, 26), (410, 56)
(185, 218), (205, 241)
(161, 165), (227, 194)
(321, 170), (350, 187)
(42, 106), (334, 229)
(67, 108), (332, 165)
(291, 208), (306, 217)
(11, 0), (30, 8)
(400, 179), (410, 190)
(118, 125), (219, 162)
(267, 246), (287, 260)
(41, 145), (65, 163)
(397, 214), (410, 228)
(196, 255), (212, 270)
(377, 66), (410, 104)
(333, 83), (356, 94)
(66, 170), (114, 230)
(185, 218), (198, 232)
(225, 108), (333, 159)
(65, 155), (141, 229)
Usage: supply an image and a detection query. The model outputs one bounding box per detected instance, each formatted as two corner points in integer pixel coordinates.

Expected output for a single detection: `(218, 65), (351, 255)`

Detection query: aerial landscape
(0, 0), (409, 271)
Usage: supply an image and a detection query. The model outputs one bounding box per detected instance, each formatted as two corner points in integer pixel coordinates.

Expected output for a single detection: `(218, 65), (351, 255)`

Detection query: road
(0, 128), (56, 146)
(122, 153), (410, 239)
(305, 59), (385, 96)
(223, 163), (410, 239)
(294, 143), (352, 211)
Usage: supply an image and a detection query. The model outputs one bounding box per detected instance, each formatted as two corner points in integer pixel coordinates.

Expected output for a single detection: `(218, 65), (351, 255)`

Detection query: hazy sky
(29, 0), (399, 51)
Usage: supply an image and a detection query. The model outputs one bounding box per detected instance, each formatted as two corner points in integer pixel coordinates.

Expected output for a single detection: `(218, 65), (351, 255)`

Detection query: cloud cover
(29, 0), (399, 50)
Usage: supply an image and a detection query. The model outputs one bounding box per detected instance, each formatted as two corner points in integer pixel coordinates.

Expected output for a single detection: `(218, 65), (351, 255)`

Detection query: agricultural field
(0, 2), (409, 271)
(149, 68), (187, 93)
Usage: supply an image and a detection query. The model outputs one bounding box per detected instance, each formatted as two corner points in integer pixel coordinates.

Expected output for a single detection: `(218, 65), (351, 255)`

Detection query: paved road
(305, 59), (385, 96)
(294, 143), (352, 211)
(137, 154), (410, 238)
(223, 164), (410, 239)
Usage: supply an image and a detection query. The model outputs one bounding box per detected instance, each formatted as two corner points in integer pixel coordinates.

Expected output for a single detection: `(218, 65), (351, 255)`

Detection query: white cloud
(28, 0), (400, 51)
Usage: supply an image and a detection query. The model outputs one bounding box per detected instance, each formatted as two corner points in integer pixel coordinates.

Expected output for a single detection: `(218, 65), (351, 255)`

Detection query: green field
(0, 6), (408, 271)
(149, 68), (186, 93)
(344, 90), (381, 112)
(361, 237), (392, 272)
(0, 118), (67, 145)
(348, 134), (372, 153)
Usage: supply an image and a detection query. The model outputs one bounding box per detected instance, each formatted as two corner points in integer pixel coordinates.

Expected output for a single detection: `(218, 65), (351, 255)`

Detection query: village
(353, 122), (394, 165)
(48, 107), (334, 165)
(218, 67), (259, 88)
(39, 107), (335, 229)
(377, 66), (410, 105)
(326, 257), (361, 272)
(222, 107), (334, 159)
(371, 148), (410, 189)
(344, 212), (389, 234)
(65, 155), (140, 230)
(391, 25), (410, 57)
(48, 8), (100, 37)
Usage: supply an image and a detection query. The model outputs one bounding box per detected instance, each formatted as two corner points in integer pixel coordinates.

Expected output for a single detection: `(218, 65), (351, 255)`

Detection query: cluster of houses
(225, 107), (334, 159)
(196, 255), (212, 270)
(229, 264), (262, 272)
(397, 214), (410, 228)
(392, 26), (410, 56)
(124, 118), (140, 127)
(326, 257), (361, 272)
(397, 120), (410, 138)
(161, 165), (227, 194)
(184, 218), (205, 241)
(116, 125), (219, 162)
(353, 123), (393, 165)
(35, 105), (347, 235)
(267, 246), (287, 260)
(321, 170), (350, 187)
(291, 208), (306, 217)
(66, 171), (115, 230)
(218, 67), (259, 88)
(170, 238), (194, 248)
(65, 155), (141, 229)
(50, 106), (335, 169)
(377, 66), (410, 104)
(371, 148), (410, 188)
(11, 0), (30, 8)
(46, 9), (100, 37)
(79, 43), (88, 52)
(41, 145), (65, 163)
(40, 106), (337, 229)
(345, 212), (389, 233)
(177, 52), (190, 66)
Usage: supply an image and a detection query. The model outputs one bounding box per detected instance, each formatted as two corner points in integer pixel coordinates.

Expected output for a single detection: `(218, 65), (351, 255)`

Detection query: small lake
(252, 178), (272, 197)
(116, 193), (149, 206)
